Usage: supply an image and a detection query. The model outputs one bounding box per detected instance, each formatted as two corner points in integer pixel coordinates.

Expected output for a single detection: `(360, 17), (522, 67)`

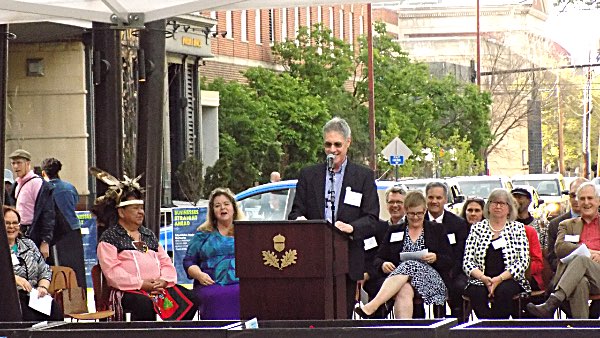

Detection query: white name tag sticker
(390, 231), (404, 242)
(447, 233), (456, 245)
(344, 187), (362, 207)
(11, 253), (19, 266)
(80, 227), (90, 235)
(491, 237), (507, 250)
(565, 234), (580, 243)
(364, 236), (378, 251)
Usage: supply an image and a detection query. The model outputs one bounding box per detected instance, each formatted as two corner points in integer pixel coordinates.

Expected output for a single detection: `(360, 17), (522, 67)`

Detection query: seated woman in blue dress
(355, 191), (453, 319)
(183, 188), (244, 319)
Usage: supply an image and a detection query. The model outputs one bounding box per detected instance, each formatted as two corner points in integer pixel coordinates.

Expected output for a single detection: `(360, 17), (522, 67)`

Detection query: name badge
(447, 233), (456, 245)
(491, 237), (507, 250)
(80, 227), (90, 235)
(564, 234), (580, 243)
(344, 187), (362, 207)
(11, 253), (19, 266)
(390, 231), (404, 242)
(364, 236), (378, 251)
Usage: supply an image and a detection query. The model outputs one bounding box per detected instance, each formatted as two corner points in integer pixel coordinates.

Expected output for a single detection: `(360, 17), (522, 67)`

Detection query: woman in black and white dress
(355, 191), (453, 319)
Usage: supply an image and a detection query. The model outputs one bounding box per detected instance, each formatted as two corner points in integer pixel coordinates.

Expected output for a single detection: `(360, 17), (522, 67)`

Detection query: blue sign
(172, 207), (207, 285)
(76, 211), (97, 289)
(390, 155), (404, 165)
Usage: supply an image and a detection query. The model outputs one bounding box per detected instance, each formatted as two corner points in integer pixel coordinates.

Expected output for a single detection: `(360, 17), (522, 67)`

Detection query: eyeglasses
(466, 208), (482, 213)
(131, 240), (148, 253)
(407, 211), (425, 218)
(490, 201), (508, 207)
(5, 221), (19, 226)
(387, 200), (404, 206)
(324, 141), (343, 148)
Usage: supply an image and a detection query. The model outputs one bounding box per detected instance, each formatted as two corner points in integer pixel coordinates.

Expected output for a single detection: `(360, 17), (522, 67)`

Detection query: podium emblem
(262, 234), (297, 270)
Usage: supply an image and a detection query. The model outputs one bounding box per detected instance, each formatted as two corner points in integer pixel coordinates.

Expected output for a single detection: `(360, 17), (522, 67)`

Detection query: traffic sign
(381, 137), (413, 160)
(390, 155), (404, 165)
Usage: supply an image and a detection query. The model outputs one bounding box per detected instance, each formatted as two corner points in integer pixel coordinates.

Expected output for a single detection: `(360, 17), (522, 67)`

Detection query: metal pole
(367, 3), (376, 175)
(557, 74), (565, 176)
(476, 0), (481, 88)
(0, 24), (22, 321)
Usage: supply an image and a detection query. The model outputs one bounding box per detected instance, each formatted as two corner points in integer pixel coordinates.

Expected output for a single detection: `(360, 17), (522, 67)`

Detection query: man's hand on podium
(295, 216), (307, 220)
(335, 221), (354, 234)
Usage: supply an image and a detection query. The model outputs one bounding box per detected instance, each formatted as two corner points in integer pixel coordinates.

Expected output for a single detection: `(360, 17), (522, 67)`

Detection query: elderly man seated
(527, 182), (600, 318)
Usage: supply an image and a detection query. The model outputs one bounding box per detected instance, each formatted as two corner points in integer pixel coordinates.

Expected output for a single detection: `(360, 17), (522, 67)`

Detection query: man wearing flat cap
(9, 149), (55, 259)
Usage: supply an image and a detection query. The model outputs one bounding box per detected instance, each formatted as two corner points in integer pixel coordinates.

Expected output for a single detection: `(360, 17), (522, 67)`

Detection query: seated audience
(355, 191), (452, 319)
(527, 182), (600, 319)
(5, 205), (63, 321)
(183, 188), (242, 320)
(93, 170), (198, 321)
(463, 188), (530, 319)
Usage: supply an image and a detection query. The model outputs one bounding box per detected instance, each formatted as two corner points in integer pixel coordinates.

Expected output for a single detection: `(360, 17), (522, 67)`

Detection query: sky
(545, 4), (600, 64)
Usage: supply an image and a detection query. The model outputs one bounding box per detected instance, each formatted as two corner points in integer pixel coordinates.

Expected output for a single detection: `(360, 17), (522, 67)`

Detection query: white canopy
(0, 1), (385, 26)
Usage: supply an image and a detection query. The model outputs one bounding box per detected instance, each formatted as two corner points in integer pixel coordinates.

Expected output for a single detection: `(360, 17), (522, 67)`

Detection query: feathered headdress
(89, 167), (145, 207)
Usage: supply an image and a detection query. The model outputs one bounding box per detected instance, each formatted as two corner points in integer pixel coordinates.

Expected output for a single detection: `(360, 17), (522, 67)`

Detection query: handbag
(56, 286), (88, 315)
(48, 266), (78, 295)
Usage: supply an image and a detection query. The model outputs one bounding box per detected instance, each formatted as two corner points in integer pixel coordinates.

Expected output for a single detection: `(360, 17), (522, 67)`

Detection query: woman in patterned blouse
(463, 188), (530, 319)
(5, 205), (63, 321)
(355, 191), (453, 319)
(183, 188), (244, 319)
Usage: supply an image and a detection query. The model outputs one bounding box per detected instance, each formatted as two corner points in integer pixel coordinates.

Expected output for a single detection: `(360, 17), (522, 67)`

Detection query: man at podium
(288, 116), (379, 318)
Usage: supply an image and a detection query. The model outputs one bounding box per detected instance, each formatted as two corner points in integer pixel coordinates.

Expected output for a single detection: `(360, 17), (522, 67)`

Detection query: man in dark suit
(425, 181), (469, 321)
(288, 117), (379, 319)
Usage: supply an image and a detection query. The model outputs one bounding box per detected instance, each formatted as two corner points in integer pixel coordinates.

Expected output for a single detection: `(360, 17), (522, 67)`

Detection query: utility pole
(367, 3), (376, 175)
(583, 65), (592, 179)
(557, 74), (565, 176)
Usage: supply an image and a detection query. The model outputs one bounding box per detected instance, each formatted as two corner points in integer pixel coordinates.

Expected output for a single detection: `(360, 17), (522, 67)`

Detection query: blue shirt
(324, 157), (347, 222)
(183, 230), (238, 286)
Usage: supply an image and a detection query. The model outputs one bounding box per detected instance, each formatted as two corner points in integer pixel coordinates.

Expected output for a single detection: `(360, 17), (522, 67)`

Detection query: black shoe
(354, 306), (378, 319)
(526, 294), (561, 319)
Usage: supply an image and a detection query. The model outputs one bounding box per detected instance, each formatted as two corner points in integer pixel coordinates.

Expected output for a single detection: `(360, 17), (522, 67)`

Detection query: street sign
(390, 155), (404, 165)
(381, 137), (413, 161)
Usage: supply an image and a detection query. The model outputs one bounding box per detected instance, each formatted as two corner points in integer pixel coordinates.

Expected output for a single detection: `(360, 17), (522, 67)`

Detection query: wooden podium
(235, 220), (349, 320)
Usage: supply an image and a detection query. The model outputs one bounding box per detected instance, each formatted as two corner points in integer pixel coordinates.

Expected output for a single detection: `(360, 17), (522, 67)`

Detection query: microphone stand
(328, 163), (336, 227)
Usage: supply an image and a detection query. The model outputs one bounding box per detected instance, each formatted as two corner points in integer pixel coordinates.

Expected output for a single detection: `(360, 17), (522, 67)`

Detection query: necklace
(488, 222), (505, 233)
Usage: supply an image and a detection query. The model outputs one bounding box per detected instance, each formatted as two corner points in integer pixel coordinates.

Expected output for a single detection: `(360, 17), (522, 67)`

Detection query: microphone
(326, 154), (335, 170)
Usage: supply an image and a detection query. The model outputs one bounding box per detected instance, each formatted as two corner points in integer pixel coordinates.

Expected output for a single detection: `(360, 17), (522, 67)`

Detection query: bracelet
(499, 275), (505, 282)
(38, 285), (48, 290)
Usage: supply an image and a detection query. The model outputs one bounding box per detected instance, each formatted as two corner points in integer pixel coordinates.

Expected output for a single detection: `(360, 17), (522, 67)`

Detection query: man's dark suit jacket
(547, 211), (573, 272)
(288, 161), (379, 281)
(426, 211), (468, 279)
(373, 220), (453, 284)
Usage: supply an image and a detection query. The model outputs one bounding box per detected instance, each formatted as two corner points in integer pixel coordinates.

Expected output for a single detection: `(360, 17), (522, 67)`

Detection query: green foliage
(175, 156), (204, 205)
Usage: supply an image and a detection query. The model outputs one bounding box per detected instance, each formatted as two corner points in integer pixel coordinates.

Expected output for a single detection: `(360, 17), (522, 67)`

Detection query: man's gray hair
(425, 181), (448, 196)
(385, 185), (407, 202)
(576, 182), (600, 199)
(323, 117), (351, 139)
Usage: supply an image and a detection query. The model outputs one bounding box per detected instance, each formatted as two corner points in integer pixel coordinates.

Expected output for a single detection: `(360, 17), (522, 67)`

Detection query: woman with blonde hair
(463, 188), (530, 319)
(183, 188), (244, 319)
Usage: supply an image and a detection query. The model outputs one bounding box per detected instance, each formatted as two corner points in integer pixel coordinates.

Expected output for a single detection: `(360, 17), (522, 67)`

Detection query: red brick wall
(201, 5), (370, 83)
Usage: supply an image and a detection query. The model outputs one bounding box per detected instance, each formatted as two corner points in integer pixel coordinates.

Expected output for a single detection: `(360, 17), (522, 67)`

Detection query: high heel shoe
(354, 306), (378, 319)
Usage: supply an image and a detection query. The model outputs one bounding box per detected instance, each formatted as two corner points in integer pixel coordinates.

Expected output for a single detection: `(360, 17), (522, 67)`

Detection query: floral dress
(389, 227), (447, 305)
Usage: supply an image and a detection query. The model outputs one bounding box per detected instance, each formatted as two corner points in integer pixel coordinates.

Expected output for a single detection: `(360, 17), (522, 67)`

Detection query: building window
(255, 9), (261, 44)
(306, 7), (311, 30)
(225, 10), (232, 39)
(281, 8), (287, 41)
(294, 7), (299, 37)
(210, 11), (217, 33)
(241, 10), (247, 42)
(317, 6), (322, 23)
(269, 9), (275, 43)
(339, 9), (344, 41)
(349, 12), (353, 48)
(329, 7), (334, 37)
(359, 15), (364, 36)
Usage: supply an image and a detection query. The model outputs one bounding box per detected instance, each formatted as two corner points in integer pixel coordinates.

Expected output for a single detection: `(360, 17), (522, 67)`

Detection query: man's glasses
(5, 221), (19, 226)
(132, 241), (148, 253)
(387, 201), (404, 206)
(324, 141), (343, 148)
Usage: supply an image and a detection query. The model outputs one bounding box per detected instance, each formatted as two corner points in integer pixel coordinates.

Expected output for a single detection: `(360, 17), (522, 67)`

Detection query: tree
(176, 156), (204, 205)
